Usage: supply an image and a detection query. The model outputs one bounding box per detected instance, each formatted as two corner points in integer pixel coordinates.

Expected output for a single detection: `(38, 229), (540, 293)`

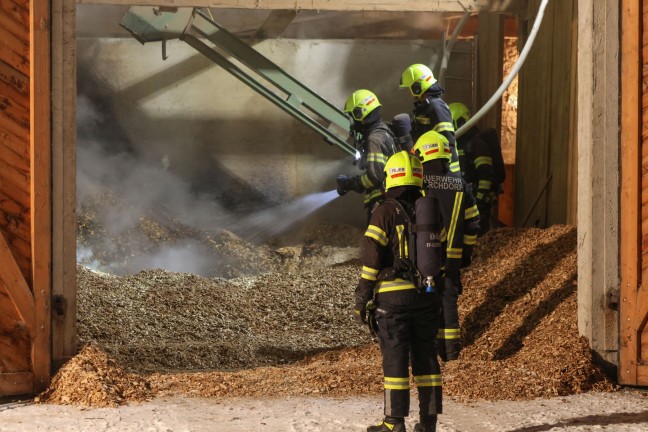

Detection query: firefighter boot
(414, 416), (437, 432)
(367, 417), (406, 432)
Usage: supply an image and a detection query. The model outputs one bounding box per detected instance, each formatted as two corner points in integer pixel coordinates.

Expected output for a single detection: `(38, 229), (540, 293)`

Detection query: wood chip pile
(443, 225), (617, 400)
(42, 224), (617, 406)
(36, 344), (152, 407)
(76, 260), (366, 372)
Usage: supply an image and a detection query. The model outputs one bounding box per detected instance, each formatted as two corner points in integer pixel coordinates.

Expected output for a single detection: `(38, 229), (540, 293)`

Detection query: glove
(366, 300), (378, 335)
(337, 175), (354, 196)
(476, 189), (492, 207)
(353, 292), (372, 325)
(353, 301), (367, 325)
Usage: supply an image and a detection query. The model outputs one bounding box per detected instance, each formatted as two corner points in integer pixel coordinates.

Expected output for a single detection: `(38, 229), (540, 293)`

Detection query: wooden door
(0, 0), (51, 396)
(620, 0), (648, 386)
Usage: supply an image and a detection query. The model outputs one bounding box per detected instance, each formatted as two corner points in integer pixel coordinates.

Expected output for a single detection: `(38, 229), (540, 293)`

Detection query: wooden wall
(0, 0), (33, 391)
(0, 0), (51, 395)
(642, 0), (648, 285)
(619, 0), (648, 386)
(515, 0), (578, 227)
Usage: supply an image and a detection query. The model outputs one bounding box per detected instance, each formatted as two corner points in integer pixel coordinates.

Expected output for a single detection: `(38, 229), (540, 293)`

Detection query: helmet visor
(352, 106), (364, 121)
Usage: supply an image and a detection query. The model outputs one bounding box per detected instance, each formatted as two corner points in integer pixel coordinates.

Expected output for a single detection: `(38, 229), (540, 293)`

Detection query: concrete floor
(1, 389), (648, 431)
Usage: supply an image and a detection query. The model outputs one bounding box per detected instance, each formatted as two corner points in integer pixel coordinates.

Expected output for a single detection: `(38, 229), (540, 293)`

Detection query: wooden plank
(565, 1), (578, 225)
(4, 234), (33, 286)
(0, 212), (31, 246)
(546, 0), (575, 225)
(0, 8), (29, 45)
(0, 212), (30, 249)
(0, 2), (28, 26)
(30, 0), (52, 393)
(0, 338), (31, 372)
(0, 128), (30, 161)
(0, 224), (31, 257)
(638, 365), (648, 383)
(619, 0), (641, 386)
(477, 12), (504, 133)
(0, 91), (30, 132)
(0, 78), (29, 113)
(0, 372), (33, 396)
(642, 0), (648, 371)
(0, 151), (30, 185)
(0, 189), (31, 237)
(0, 108), (29, 143)
(76, 0), (529, 14)
(0, 138), (29, 173)
(0, 289), (31, 372)
(515, 0), (552, 227)
(0, 160), (31, 196)
(51, 0), (78, 370)
(0, 232), (34, 334)
(0, 219), (31, 248)
(0, 25), (29, 77)
(0, 192), (29, 220)
(0, 61), (29, 98)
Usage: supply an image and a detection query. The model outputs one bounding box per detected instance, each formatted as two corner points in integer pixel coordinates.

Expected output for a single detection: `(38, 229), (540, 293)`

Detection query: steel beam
(81, 1), (528, 14)
(120, 7), (355, 155)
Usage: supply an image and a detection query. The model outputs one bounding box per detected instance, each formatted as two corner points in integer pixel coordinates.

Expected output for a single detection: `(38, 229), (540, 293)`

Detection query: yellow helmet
(344, 89), (382, 122)
(411, 131), (452, 163)
(449, 102), (471, 129)
(399, 64), (437, 97)
(384, 151), (424, 191)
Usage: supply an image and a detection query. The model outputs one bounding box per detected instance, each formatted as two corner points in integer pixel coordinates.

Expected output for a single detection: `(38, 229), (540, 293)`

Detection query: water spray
(233, 190), (340, 242)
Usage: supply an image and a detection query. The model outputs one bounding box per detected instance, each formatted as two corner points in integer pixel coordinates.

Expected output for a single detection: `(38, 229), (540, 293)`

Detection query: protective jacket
(356, 187), (443, 419)
(350, 120), (399, 208)
(421, 160), (481, 361)
(457, 126), (497, 235)
(457, 127), (496, 208)
(411, 89), (461, 174)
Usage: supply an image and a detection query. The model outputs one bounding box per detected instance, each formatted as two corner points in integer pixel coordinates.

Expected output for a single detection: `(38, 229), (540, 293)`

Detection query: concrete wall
(76, 37), (473, 229)
(577, 0), (619, 372)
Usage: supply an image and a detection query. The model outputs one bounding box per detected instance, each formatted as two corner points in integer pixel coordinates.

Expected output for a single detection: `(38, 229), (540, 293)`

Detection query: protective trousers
(375, 299), (442, 418)
(438, 274), (462, 361)
(476, 201), (491, 236)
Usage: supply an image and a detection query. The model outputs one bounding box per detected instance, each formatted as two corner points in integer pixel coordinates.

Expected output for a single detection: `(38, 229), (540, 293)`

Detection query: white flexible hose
(439, 12), (471, 87)
(455, 0), (550, 138)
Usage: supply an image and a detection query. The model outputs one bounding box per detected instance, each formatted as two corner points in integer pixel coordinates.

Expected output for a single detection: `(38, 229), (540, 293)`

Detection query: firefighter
(354, 151), (443, 432)
(336, 89), (399, 224)
(411, 130), (481, 362)
(398, 64), (461, 174)
(449, 102), (500, 235)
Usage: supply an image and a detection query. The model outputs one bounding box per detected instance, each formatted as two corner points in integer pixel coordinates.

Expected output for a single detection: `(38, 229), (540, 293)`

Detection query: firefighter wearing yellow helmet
(412, 131), (481, 364)
(336, 90), (398, 224)
(354, 150), (443, 432)
(398, 64), (461, 175)
(449, 102), (504, 236)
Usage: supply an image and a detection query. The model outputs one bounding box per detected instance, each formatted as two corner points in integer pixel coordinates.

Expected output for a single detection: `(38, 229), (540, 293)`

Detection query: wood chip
(40, 223), (617, 406)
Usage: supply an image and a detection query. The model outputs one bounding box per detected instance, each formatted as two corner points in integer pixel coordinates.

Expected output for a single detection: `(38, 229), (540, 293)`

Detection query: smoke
(76, 93), (343, 277)
(127, 241), (215, 275)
